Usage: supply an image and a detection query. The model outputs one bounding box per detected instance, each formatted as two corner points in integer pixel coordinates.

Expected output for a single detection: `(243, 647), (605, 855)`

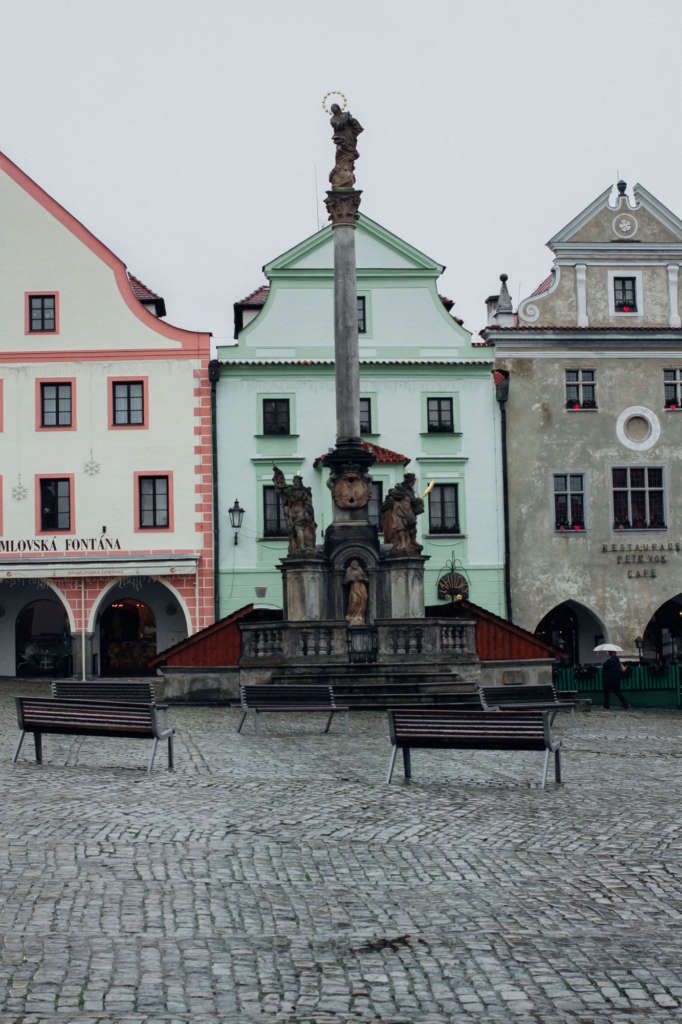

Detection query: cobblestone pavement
(1, 681), (681, 1023)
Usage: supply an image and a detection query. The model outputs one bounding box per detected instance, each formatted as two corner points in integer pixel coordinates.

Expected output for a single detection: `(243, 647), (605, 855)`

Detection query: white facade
(0, 150), (214, 677)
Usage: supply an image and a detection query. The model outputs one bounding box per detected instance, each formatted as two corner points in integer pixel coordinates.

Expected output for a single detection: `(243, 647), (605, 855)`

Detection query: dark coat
(602, 654), (623, 685)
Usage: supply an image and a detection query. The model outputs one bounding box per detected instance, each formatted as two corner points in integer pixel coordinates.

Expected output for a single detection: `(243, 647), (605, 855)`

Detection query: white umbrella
(593, 643), (624, 653)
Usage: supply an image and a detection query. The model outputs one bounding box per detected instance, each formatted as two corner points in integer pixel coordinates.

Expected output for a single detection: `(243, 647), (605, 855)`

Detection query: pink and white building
(0, 149), (214, 678)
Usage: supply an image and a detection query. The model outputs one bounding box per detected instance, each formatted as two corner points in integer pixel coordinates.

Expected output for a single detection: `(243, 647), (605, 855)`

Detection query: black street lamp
(228, 499), (245, 544)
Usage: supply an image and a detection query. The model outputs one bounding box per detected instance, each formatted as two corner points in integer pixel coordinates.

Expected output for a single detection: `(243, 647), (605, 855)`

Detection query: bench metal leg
(34, 732), (43, 765)
(402, 746), (412, 782)
(541, 748), (549, 789)
(236, 710), (247, 733)
(13, 729), (25, 763)
(324, 710), (334, 734)
(387, 744), (398, 784)
(148, 737), (158, 774)
(555, 748), (562, 784)
(167, 735), (174, 772)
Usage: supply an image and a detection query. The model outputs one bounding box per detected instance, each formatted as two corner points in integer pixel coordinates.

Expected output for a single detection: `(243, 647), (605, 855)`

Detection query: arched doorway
(16, 599), (71, 677)
(535, 600), (607, 666)
(642, 594), (682, 663)
(99, 599), (156, 675)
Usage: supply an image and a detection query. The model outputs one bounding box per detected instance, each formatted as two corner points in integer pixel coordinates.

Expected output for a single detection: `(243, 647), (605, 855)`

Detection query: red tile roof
(530, 274), (553, 297)
(127, 273), (163, 301)
(239, 285), (270, 306)
(313, 439), (410, 468)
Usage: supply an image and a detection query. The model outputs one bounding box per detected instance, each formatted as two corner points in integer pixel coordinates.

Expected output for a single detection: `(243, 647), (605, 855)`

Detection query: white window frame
(608, 269), (643, 318)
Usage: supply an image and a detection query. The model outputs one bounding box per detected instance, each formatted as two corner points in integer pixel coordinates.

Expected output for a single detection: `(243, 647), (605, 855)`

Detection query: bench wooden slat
(386, 709), (561, 788)
(52, 681), (155, 702)
(14, 698), (174, 772)
(237, 685), (348, 735)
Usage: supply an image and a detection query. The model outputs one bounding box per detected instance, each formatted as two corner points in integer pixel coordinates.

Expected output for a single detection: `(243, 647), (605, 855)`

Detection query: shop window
(553, 473), (585, 531)
(612, 466), (665, 530)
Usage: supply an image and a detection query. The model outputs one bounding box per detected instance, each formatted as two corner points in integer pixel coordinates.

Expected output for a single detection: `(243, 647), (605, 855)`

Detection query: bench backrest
(387, 709), (551, 750)
(16, 697), (159, 738)
(240, 684), (335, 708)
(51, 680), (155, 702)
(479, 684), (557, 709)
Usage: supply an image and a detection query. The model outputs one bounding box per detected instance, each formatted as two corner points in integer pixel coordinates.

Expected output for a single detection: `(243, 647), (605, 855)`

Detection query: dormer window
(614, 276), (637, 313)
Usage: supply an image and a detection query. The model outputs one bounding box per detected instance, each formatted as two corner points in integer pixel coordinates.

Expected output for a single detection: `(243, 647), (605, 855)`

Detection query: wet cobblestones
(1, 681), (681, 1022)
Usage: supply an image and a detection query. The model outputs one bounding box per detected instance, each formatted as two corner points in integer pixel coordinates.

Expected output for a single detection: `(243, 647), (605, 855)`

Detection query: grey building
(483, 181), (682, 664)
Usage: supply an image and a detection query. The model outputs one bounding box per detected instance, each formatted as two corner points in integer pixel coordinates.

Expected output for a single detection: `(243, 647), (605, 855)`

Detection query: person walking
(602, 648), (629, 709)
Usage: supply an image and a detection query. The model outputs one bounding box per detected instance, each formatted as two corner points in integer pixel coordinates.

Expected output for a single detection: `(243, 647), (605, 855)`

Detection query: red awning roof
(313, 439), (410, 468)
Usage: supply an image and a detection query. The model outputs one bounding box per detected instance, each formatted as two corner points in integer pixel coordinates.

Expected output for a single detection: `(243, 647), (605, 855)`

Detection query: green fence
(554, 664), (682, 709)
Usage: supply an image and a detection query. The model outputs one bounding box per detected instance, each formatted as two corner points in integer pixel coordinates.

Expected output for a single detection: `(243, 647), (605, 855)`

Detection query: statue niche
(272, 467), (317, 556)
(344, 559), (369, 626)
(381, 472), (424, 555)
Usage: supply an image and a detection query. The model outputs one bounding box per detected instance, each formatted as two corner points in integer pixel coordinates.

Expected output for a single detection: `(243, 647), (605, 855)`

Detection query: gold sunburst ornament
(322, 91), (348, 114)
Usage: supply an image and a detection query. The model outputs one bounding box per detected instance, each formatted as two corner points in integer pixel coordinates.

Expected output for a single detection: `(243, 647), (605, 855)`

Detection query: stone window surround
(551, 471), (586, 532)
(607, 269), (643, 318)
(258, 393), (296, 437)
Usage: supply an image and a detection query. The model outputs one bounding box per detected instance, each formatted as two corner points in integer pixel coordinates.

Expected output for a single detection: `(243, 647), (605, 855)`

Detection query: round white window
(616, 406), (660, 451)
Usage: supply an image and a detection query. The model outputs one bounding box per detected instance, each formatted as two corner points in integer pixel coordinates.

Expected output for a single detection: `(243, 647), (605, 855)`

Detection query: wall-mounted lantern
(228, 499), (245, 544)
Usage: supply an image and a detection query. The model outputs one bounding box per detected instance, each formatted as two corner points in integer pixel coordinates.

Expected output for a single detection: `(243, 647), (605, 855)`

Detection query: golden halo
(322, 91), (348, 114)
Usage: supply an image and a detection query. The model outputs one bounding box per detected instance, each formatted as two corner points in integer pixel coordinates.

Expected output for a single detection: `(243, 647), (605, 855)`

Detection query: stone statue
(381, 472), (424, 555)
(344, 559), (368, 625)
(329, 103), (363, 190)
(272, 467), (317, 555)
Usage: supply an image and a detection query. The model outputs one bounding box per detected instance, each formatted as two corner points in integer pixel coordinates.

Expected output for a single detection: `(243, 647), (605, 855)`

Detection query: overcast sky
(2, 0), (681, 345)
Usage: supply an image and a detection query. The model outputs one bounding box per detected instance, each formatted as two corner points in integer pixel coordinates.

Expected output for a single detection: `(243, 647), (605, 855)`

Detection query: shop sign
(0, 536), (122, 553)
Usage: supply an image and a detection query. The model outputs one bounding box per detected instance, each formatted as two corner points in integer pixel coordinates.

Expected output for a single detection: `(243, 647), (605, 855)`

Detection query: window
(612, 467), (665, 530)
(553, 474), (585, 531)
(113, 380), (145, 425)
(263, 485), (287, 537)
(428, 484), (459, 534)
(357, 296), (366, 334)
(565, 369), (596, 409)
(614, 276), (637, 313)
(427, 397), (454, 433)
(138, 475), (169, 529)
(28, 294), (56, 333)
(40, 478), (71, 531)
(40, 383), (72, 427)
(360, 397), (372, 434)
(368, 480), (383, 531)
(263, 398), (290, 435)
(664, 369), (682, 409)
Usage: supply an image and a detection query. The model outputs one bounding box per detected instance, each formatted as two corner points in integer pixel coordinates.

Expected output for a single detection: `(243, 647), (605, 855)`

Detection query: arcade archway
(99, 599), (156, 675)
(535, 600), (608, 666)
(16, 598), (71, 677)
(642, 594), (682, 663)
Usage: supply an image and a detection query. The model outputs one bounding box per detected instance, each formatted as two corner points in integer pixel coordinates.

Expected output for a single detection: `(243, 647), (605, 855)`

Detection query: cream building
(0, 149), (213, 678)
(483, 181), (682, 664)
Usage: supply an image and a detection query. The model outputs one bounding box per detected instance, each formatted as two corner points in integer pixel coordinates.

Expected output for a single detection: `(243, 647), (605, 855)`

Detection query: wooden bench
(237, 685), (349, 735)
(327, 682), (479, 711)
(479, 684), (581, 723)
(386, 709), (562, 788)
(14, 698), (175, 773)
(52, 680), (156, 702)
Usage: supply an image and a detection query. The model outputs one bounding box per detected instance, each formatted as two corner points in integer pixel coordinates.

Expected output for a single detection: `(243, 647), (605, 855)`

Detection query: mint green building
(215, 214), (504, 617)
